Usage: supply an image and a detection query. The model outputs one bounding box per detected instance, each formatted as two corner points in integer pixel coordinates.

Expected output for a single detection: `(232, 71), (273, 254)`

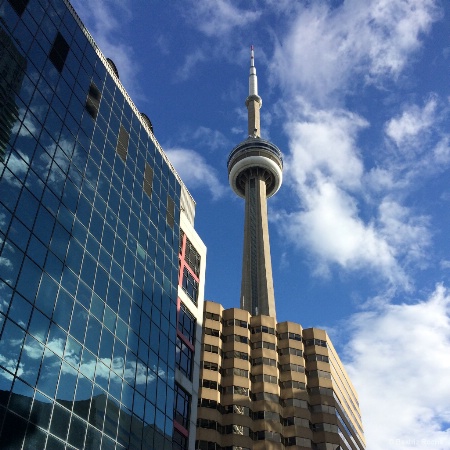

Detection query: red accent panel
(177, 329), (195, 352)
(178, 232), (187, 287)
(182, 262), (200, 283)
(174, 420), (189, 437)
(178, 230), (200, 295)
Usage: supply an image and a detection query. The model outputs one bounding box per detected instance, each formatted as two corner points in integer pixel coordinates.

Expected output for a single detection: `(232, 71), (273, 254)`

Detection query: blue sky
(72, 0), (450, 448)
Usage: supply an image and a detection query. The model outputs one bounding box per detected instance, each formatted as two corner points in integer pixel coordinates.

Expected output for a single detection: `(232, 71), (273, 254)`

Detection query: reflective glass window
(49, 32), (69, 73)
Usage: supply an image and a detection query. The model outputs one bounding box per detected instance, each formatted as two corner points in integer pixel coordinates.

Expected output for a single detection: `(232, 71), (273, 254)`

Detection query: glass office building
(0, 0), (187, 448)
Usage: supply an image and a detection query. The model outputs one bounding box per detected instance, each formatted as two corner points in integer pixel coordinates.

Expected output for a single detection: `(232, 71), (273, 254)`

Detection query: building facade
(196, 302), (365, 450)
(174, 209), (206, 450)
(0, 0), (204, 448)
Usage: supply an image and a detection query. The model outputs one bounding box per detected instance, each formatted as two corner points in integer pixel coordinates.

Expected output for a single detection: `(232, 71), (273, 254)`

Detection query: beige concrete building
(195, 301), (365, 450)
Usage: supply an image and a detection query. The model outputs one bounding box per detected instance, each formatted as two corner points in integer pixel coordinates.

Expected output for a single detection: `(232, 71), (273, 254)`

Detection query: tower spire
(246, 46), (262, 137)
(227, 46), (283, 319)
(249, 45), (258, 96)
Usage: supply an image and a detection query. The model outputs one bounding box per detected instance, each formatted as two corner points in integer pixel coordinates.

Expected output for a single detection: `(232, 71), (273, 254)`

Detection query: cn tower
(227, 46), (283, 319)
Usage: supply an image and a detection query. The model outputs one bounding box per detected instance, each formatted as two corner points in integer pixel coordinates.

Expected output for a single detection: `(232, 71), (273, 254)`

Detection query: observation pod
(227, 136), (283, 198)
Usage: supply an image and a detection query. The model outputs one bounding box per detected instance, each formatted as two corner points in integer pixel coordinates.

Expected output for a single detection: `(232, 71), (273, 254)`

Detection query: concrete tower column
(241, 172), (276, 317)
(227, 47), (283, 319)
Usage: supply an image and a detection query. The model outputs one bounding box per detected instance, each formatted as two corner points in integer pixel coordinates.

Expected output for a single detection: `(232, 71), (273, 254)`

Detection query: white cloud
(279, 179), (406, 285)
(0, 257), (13, 270)
(46, 337), (66, 357)
(385, 97), (437, 148)
(190, 126), (229, 151)
(345, 284), (450, 450)
(186, 0), (261, 37)
(3, 152), (29, 186)
(276, 102), (422, 286)
(176, 126), (229, 152)
(165, 147), (226, 200)
(380, 99), (450, 186)
(285, 104), (366, 190)
(270, 1), (447, 289)
(177, 49), (206, 81)
(0, 355), (23, 380)
(272, 0), (440, 105)
(377, 198), (431, 267)
(433, 137), (450, 165)
(275, 94), (440, 288)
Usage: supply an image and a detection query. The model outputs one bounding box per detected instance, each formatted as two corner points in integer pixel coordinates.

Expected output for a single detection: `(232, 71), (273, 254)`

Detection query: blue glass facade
(0, 0), (181, 448)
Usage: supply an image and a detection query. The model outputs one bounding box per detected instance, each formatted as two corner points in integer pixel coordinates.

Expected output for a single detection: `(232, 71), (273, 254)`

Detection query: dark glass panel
(139, 315), (150, 344)
(99, 327), (114, 361)
(69, 303), (88, 344)
(68, 414), (87, 448)
(56, 361), (77, 403)
(121, 379), (133, 411)
(45, 107), (64, 144)
(80, 252), (96, 287)
(76, 281), (91, 310)
(23, 427), (47, 450)
(60, 266), (78, 293)
(0, 239), (23, 287)
(133, 390), (145, 419)
(29, 390), (52, 430)
(84, 315), (101, 354)
(106, 279), (119, 310)
(16, 255), (42, 303)
(127, 330), (139, 356)
(49, 221), (70, 261)
(115, 317), (128, 344)
(85, 425), (102, 448)
(93, 265), (108, 299)
(85, 234), (100, 260)
(103, 306), (116, 332)
(14, 15), (34, 52)
(36, 348), (61, 398)
(73, 374), (92, 420)
(46, 434), (65, 450)
(72, 219), (88, 247)
(41, 187), (59, 217)
(44, 251), (63, 283)
(90, 293), (104, 321)
(49, 32), (69, 73)
(15, 188), (39, 230)
(7, 0), (29, 16)
(53, 289), (74, 330)
(33, 206), (55, 245)
(0, 410), (26, 448)
(48, 402), (74, 442)
(0, 170), (22, 212)
(47, 323), (67, 358)
(28, 307), (50, 344)
(7, 292), (32, 329)
(9, 378), (33, 418)
(0, 319), (26, 374)
(108, 370), (122, 401)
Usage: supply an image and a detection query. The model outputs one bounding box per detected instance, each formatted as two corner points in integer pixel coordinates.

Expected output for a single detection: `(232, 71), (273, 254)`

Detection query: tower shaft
(228, 46), (283, 320)
(241, 172), (276, 317)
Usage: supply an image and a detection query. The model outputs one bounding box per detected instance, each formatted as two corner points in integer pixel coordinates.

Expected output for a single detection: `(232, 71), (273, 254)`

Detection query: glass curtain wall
(0, 0), (181, 448)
